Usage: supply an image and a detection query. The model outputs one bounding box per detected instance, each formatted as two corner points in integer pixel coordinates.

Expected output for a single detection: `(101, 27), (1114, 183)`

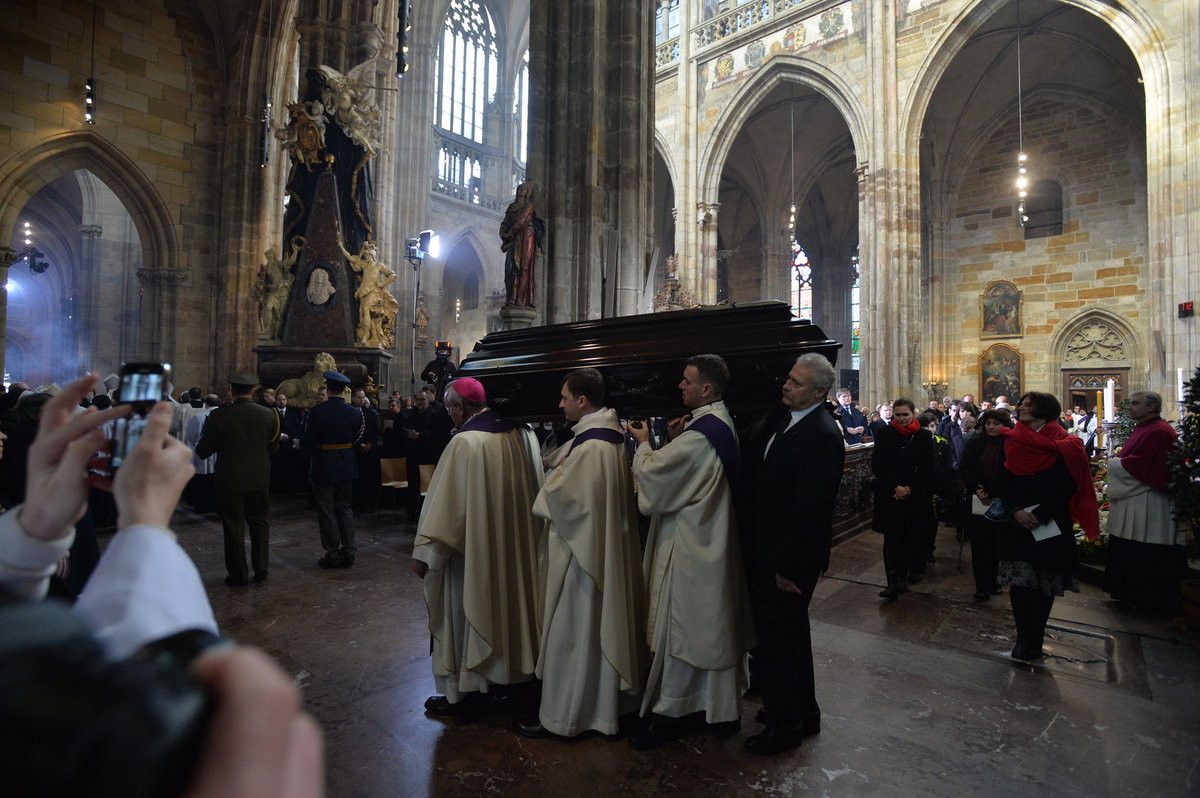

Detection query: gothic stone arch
(1051, 307), (1141, 412)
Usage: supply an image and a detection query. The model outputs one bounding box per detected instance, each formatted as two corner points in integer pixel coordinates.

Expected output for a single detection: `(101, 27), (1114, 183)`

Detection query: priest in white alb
(513, 368), (646, 739)
(624, 354), (756, 750)
(410, 377), (545, 715)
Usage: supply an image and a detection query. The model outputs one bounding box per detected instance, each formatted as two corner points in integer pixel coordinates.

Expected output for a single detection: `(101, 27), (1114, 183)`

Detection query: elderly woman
(997, 392), (1100, 661)
(871, 398), (936, 602)
(957, 409), (1014, 602)
(1103, 391), (1184, 615)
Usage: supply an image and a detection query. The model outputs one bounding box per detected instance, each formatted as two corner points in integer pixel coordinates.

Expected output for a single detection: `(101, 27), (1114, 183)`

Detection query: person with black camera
(0, 374), (324, 798)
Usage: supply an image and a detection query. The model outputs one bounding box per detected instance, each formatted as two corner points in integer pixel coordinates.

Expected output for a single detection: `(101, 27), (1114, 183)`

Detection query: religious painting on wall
(981, 280), (1022, 338)
(979, 343), (1024, 404)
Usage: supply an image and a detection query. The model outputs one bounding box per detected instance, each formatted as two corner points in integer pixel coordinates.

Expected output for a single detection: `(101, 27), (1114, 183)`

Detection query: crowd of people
(0, 360), (1185, 789)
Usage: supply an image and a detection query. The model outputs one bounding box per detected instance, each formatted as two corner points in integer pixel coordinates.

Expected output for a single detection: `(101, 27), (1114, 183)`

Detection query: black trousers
(882, 528), (918, 582)
(967, 518), (1000, 594)
(755, 571), (820, 729)
(217, 488), (271, 581)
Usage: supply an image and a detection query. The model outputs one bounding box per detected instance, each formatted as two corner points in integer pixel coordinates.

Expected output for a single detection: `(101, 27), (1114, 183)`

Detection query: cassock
(632, 400), (755, 723)
(532, 408), (645, 736)
(412, 409), (545, 702)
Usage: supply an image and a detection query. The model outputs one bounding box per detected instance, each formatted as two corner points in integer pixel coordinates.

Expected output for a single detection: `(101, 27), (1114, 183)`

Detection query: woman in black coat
(871, 398), (936, 602)
(997, 392), (1099, 661)
(956, 409), (1014, 602)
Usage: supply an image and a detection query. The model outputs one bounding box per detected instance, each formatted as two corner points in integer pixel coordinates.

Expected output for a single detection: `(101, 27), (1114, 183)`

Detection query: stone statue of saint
(255, 237), (305, 341)
(340, 238), (400, 348)
(500, 181), (545, 307)
(306, 267), (337, 305)
(415, 296), (430, 346)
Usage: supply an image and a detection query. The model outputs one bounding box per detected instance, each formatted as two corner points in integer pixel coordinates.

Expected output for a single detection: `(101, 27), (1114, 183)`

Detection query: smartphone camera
(110, 362), (170, 469)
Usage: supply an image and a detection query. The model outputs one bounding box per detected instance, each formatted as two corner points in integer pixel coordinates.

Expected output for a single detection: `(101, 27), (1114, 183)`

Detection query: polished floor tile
(159, 496), (1200, 797)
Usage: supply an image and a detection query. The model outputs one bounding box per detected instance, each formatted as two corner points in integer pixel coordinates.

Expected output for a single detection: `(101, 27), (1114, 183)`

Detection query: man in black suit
(301, 371), (364, 568)
(744, 353), (845, 756)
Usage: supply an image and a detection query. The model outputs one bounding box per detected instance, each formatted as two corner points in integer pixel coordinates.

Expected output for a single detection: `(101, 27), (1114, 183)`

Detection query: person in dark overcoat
(301, 371), (364, 568)
(401, 387), (453, 519)
(956, 408), (1014, 602)
(871, 398), (936, 601)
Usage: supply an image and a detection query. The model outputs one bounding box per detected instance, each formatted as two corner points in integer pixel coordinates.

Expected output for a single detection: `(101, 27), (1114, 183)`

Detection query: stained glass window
(849, 248), (860, 369)
(655, 1), (680, 44)
(790, 240), (813, 320)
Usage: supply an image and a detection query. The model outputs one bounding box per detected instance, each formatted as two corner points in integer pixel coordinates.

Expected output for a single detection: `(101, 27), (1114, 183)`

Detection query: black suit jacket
(750, 405), (846, 584)
(301, 398), (364, 484)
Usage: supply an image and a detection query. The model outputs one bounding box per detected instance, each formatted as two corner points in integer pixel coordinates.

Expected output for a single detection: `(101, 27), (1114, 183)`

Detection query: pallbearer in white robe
(625, 356), (755, 749)
(516, 373), (645, 738)
(411, 378), (545, 710)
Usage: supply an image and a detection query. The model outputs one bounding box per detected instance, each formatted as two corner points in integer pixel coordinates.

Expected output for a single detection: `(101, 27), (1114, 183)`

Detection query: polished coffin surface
(457, 302), (840, 421)
(163, 496), (1200, 797)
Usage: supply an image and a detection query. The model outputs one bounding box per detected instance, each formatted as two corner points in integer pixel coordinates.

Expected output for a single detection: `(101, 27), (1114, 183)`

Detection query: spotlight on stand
(406, 228), (438, 387)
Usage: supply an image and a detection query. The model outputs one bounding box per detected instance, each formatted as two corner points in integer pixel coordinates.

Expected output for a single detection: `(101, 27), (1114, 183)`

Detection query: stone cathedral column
(860, 0), (918, 403)
(529, 0), (654, 323)
(135, 268), (185, 366)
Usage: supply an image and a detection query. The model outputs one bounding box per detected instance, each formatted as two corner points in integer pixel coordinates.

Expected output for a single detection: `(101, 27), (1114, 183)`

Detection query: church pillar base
(499, 305), (538, 330)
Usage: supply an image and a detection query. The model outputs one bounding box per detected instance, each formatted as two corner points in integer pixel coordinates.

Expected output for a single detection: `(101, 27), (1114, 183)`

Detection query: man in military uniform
(301, 371), (364, 568)
(196, 371), (281, 586)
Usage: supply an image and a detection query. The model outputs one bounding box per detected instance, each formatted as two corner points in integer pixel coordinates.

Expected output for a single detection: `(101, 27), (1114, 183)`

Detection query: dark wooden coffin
(456, 301), (841, 421)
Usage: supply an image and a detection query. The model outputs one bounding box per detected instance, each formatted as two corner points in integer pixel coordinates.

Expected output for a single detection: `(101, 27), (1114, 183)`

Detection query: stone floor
(160, 493), (1200, 797)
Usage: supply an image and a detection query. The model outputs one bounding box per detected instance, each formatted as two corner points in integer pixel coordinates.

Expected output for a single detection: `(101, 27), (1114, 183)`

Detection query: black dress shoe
(224, 575), (248, 587)
(754, 708), (821, 736)
(879, 586), (899, 602)
(973, 592), (989, 602)
(254, 571), (269, 583)
(317, 553), (342, 568)
(744, 726), (805, 756)
(630, 714), (688, 750)
(896, 580), (910, 593)
(513, 717), (552, 738)
(424, 694), (483, 716)
(907, 571), (923, 584)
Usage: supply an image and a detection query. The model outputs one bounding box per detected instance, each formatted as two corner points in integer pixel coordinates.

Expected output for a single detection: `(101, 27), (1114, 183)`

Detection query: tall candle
(1096, 390), (1103, 423)
(1104, 379), (1115, 422)
(1180, 367), (1188, 403)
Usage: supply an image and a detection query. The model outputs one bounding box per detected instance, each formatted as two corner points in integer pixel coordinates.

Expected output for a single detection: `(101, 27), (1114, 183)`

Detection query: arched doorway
(6, 169), (143, 386)
(437, 238), (491, 364)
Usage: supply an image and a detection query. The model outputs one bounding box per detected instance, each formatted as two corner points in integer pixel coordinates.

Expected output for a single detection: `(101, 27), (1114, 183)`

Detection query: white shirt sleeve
(0, 505), (74, 601)
(73, 525), (219, 661)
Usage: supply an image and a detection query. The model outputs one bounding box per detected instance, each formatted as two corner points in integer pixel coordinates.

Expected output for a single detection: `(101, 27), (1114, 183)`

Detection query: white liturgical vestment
(413, 410), (545, 702)
(532, 408), (645, 736)
(631, 400), (755, 723)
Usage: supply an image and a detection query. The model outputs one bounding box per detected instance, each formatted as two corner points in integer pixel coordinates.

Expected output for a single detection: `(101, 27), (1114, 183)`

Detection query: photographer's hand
(113, 401), (195, 530)
(20, 374), (128, 541)
(187, 647), (324, 798)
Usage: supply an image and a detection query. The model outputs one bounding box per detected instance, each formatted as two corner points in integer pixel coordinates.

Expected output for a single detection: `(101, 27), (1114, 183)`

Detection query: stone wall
(941, 98), (1147, 395)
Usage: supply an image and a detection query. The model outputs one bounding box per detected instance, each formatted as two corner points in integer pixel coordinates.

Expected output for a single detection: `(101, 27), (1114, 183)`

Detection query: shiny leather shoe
(1010, 644), (1044, 662)
(630, 714), (687, 750)
(744, 726), (805, 756)
(754, 708), (821, 736)
(424, 694), (482, 716)
(513, 716), (552, 738)
(317, 553), (343, 569)
(879, 586), (900, 602)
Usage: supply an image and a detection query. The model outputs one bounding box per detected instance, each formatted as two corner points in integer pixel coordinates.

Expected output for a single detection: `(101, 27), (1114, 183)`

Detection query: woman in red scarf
(871, 398), (936, 601)
(997, 392), (1100, 661)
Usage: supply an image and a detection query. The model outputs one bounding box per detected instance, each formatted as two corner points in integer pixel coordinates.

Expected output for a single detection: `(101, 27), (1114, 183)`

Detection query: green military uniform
(196, 372), (280, 585)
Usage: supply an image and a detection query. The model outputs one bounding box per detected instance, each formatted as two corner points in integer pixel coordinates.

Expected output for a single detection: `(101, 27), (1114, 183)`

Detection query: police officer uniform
(301, 371), (364, 567)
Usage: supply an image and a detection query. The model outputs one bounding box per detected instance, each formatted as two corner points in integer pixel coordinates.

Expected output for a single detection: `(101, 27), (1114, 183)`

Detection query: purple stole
(687, 413), (741, 482)
(457, 409), (518, 434)
(568, 426), (625, 453)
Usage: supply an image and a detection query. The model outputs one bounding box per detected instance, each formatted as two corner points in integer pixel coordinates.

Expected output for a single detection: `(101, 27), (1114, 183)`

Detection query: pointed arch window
(513, 49), (529, 165)
(790, 239), (813, 321)
(436, 0), (497, 143)
(849, 248), (860, 369)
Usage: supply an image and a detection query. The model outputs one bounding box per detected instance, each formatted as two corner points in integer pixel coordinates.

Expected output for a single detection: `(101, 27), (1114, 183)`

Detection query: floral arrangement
(1168, 367), (1200, 559)
(1075, 460), (1110, 563)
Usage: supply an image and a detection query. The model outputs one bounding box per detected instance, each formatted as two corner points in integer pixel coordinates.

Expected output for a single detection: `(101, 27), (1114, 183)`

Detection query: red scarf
(1001, 421), (1100, 540)
(891, 418), (921, 437)
(1118, 418), (1177, 493)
